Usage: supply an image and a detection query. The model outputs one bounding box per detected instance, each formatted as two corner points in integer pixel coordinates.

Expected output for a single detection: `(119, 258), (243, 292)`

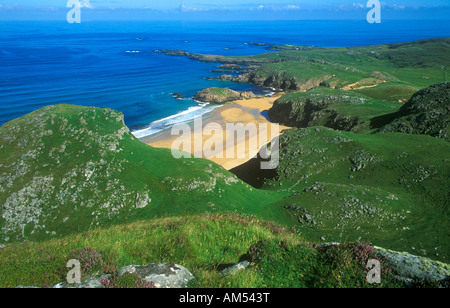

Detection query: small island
(193, 87), (257, 104)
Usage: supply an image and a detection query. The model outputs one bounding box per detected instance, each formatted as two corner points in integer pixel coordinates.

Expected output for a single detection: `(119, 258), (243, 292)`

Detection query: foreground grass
(0, 213), (404, 288)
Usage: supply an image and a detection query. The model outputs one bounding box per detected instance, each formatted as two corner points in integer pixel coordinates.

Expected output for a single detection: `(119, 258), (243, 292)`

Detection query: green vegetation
(262, 127), (449, 262)
(0, 104), (284, 243)
(378, 82), (450, 141)
(268, 87), (400, 133)
(1, 38), (449, 288)
(0, 213), (403, 288)
(247, 239), (402, 288)
(220, 38), (450, 102)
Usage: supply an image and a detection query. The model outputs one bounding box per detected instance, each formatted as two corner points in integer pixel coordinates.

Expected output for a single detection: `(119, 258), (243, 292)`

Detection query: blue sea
(0, 20), (449, 138)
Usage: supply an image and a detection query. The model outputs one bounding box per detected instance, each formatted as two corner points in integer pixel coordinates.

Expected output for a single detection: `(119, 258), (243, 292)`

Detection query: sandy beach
(140, 93), (291, 170)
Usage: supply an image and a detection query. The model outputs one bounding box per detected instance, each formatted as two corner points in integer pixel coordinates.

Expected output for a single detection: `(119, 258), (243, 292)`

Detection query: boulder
(118, 263), (195, 288)
(52, 275), (112, 289)
(374, 247), (450, 286)
(171, 93), (185, 100)
(221, 261), (251, 275)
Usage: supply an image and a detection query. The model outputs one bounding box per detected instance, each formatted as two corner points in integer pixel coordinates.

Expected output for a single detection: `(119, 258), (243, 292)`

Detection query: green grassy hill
(262, 127), (449, 262)
(378, 82), (450, 141)
(0, 104), (285, 243)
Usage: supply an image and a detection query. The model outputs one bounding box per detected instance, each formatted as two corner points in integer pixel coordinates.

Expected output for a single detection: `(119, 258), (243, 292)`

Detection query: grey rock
(118, 263), (195, 288)
(52, 274), (112, 289)
(221, 261), (251, 275)
(374, 247), (450, 285)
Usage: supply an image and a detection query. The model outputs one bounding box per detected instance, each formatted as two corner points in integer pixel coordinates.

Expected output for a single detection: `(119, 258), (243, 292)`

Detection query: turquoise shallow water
(0, 20), (448, 138)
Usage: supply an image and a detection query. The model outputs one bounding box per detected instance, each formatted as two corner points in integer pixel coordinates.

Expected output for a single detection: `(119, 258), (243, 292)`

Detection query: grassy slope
(263, 127), (450, 262)
(0, 104), (287, 243)
(0, 213), (404, 288)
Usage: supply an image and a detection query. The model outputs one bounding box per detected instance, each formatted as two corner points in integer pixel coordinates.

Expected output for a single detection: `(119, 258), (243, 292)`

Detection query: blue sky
(1, 0), (450, 20)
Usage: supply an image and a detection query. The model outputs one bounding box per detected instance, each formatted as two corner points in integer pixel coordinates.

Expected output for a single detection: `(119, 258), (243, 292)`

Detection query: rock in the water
(172, 93), (184, 100)
(118, 263), (195, 288)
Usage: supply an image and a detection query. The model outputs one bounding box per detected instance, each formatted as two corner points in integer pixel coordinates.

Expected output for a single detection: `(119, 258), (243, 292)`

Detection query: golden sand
(142, 94), (290, 170)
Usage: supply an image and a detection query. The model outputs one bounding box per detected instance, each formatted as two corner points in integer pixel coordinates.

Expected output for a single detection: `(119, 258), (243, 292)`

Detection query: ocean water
(0, 20), (449, 138)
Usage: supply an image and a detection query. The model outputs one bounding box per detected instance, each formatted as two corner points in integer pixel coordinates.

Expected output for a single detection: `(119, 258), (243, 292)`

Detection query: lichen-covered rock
(53, 275), (111, 289)
(118, 263), (195, 288)
(221, 261), (251, 275)
(374, 246), (450, 286)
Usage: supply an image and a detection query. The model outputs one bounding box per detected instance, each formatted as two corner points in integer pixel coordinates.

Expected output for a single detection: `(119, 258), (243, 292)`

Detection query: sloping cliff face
(193, 87), (256, 104)
(268, 92), (361, 131)
(378, 82), (450, 141)
(0, 105), (137, 241)
(214, 71), (329, 92)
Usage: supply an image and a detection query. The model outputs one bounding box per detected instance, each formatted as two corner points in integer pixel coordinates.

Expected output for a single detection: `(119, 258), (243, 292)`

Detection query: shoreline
(139, 93), (291, 170)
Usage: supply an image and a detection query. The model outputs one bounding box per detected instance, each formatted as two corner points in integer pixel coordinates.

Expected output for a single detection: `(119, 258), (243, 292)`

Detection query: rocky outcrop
(20, 263), (195, 289)
(154, 50), (269, 65)
(117, 263), (195, 288)
(193, 87), (256, 104)
(268, 93), (362, 131)
(171, 93), (185, 100)
(221, 261), (251, 275)
(156, 49), (331, 92)
(213, 71), (331, 92)
(378, 82), (450, 141)
(374, 247), (450, 287)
